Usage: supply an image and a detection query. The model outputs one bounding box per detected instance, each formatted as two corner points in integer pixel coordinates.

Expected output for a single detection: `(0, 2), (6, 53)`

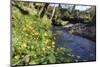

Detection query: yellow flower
(26, 24), (29, 28)
(36, 37), (38, 40)
(52, 42), (55, 45)
(34, 32), (39, 35)
(23, 27), (27, 31)
(21, 43), (27, 48)
(42, 48), (45, 51)
(47, 46), (51, 49)
(15, 55), (20, 59)
(44, 32), (48, 36)
(29, 26), (33, 30)
(45, 39), (49, 44)
(25, 33), (28, 36)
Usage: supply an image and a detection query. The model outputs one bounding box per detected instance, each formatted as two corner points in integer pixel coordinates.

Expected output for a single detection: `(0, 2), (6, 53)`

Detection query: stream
(52, 26), (96, 61)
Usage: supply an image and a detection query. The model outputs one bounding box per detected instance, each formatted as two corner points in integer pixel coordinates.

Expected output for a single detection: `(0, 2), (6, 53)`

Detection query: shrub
(12, 1), (72, 66)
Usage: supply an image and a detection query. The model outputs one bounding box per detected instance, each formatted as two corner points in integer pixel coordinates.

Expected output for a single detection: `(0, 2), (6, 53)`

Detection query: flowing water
(52, 26), (96, 61)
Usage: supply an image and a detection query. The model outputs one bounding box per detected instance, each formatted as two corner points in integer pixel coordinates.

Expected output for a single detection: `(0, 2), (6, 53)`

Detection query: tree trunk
(39, 3), (49, 18)
(72, 5), (76, 12)
(50, 4), (56, 21)
(72, 5), (76, 17)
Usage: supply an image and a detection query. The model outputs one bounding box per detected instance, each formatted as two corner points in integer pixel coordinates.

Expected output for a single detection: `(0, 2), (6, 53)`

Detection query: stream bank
(52, 25), (96, 61)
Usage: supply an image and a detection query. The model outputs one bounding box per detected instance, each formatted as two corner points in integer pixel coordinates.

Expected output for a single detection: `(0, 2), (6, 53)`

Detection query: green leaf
(48, 54), (56, 63)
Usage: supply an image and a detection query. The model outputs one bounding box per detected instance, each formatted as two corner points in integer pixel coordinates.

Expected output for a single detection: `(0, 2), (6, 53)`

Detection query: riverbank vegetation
(11, 1), (96, 66)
